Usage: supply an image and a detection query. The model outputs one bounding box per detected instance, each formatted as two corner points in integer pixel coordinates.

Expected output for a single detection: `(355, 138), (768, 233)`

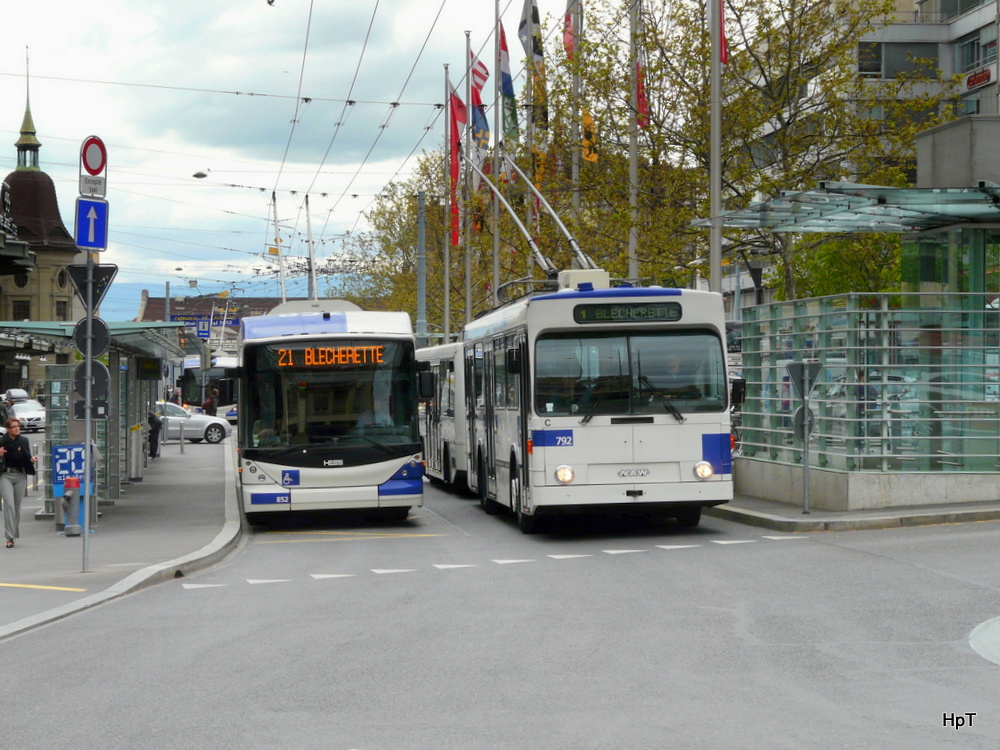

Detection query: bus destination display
(276, 345), (385, 367)
(573, 302), (682, 324)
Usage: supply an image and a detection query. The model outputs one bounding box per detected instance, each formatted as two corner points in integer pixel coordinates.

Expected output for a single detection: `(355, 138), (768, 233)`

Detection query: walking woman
(1, 418), (38, 548)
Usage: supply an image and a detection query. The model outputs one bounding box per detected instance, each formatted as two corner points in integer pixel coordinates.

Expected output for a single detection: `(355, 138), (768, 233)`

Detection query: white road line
(547, 554), (593, 560)
(655, 544), (701, 550)
(181, 583), (227, 589)
(763, 535), (807, 540)
(433, 564), (479, 569)
(710, 540), (757, 545)
(492, 559), (536, 565)
(602, 549), (646, 555)
(247, 579), (293, 584)
(310, 574), (357, 579)
(371, 569), (416, 575)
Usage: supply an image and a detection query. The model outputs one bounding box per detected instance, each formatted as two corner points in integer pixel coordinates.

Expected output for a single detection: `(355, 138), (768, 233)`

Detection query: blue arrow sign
(75, 197), (109, 250)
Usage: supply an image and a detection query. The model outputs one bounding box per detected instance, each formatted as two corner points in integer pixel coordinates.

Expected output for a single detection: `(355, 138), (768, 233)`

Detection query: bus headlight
(554, 465), (575, 484)
(693, 461), (714, 481)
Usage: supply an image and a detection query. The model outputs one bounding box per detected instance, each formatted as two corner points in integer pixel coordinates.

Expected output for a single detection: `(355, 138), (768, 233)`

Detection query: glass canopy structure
(695, 182), (1000, 233)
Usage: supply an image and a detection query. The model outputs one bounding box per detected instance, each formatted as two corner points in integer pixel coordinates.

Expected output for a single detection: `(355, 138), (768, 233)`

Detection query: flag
(563, 0), (576, 61)
(720, 0), (729, 65)
(636, 58), (649, 129)
(519, 0), (548, 130)
(469, 51), (491, 190)
(582, 109), (597, 163)
(449, 88), (467, 246)
(499, 22), (519, 142)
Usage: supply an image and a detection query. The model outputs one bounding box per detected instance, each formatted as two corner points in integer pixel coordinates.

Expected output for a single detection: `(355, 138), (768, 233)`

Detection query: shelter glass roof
(694, 182), (1000, 233)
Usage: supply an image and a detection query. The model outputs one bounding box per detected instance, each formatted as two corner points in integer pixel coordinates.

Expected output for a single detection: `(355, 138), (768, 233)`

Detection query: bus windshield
(534, 331), (727, 417)
(242, 338), (419, 450)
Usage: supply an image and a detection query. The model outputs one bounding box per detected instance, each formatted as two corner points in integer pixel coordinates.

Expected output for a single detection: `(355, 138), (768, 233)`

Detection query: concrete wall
(734, 457), (1000, 510)
(917, 115), (1000, 187)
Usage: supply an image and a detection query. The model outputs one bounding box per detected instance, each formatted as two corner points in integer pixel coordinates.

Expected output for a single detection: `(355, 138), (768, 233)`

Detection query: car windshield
(534, 330), (727, 417)
(14, 400), (43, 411)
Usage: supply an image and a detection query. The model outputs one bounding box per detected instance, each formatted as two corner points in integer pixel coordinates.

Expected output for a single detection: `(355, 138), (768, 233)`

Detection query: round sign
(793, 406), (816, 442)
(73, 317), (111, 358)
(73, 360), (111, 400)
(81, 136), (107, 176)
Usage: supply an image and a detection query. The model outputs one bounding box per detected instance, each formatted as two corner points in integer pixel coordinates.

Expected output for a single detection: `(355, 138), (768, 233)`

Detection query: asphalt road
(3, 482), (999, 749)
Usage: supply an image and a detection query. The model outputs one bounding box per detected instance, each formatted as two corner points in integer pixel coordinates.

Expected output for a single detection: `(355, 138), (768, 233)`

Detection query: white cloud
(1, 0), (547, 319)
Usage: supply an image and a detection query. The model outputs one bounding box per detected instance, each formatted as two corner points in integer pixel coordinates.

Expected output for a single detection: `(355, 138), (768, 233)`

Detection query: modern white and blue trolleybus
(432, 269), (738, 533)
(238, 300), (430, 523)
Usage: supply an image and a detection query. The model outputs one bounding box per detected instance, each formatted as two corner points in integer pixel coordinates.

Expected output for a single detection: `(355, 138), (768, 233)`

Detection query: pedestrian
(147, 409), (162, 458)
(202, 388), (219, 416)
(1, 418), (39, 548)
(168, 389), (181, 405)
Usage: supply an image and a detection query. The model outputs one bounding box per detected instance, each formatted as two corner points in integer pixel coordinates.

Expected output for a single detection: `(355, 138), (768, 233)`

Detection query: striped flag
(469, 51), (491, 190)
(499, 22), (519, 142)
(449, 87), (467, 246)
(563, 0), (576, 61)
(518, 0), (548, 130)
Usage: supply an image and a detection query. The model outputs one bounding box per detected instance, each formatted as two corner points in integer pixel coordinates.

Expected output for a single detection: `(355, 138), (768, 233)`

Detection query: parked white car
(155, 401), (232, 444)
(10, 399), (46, 432)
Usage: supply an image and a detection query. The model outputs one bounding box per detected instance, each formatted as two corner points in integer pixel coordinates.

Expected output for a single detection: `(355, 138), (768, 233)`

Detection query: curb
(705, 504), (1000, 533)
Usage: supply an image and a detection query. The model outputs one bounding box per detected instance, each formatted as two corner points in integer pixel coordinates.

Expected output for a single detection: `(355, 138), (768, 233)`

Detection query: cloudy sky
(0, 0), (556, 320)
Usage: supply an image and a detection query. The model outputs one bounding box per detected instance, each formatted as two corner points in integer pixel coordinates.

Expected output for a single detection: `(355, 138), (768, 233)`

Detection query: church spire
(14, 47), (40, 171)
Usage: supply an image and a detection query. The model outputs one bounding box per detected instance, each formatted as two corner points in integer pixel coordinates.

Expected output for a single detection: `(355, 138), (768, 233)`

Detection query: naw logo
(618, 468), (650, 478)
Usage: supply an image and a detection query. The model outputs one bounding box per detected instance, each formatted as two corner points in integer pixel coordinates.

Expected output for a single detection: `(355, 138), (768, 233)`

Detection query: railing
(737, 293), (1000, 473)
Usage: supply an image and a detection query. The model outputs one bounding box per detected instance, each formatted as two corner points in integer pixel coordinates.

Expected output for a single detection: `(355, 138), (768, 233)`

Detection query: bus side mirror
(730, 377), (746, 407)
(506, 348), (521, 374)
(418, 371), (435, 401)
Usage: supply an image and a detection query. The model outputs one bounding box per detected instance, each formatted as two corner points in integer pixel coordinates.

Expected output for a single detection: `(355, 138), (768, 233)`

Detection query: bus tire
(442, 445), (452, 485)
(381, 507), (410, 522)
(511, 463), (539, 534)
(673, 506), (702, 528)
(479, 455), (499, 515)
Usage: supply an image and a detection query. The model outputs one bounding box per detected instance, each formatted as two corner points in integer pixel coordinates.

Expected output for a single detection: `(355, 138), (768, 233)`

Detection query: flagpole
(709, 0), (723, 293)
(492, 3), (501, 308)
(443, 64), (451, 341)
(627, 0), (640, 281)
(523, 1), (536, 280)
(569, 0), (581, 239)
(464, 30), (473, 323)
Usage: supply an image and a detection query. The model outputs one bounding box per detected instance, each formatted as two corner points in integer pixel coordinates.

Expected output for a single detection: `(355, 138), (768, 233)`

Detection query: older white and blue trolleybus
(452, 269), (737, 533)
(416, 341), (468, 491)
(238, 300), (428, 523)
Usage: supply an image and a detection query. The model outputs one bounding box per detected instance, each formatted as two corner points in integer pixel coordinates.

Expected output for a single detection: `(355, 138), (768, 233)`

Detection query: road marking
(371, 569), (416, 575)
(0, 582), (88, 592)
(261, 533), (443, 544)
(182, 583), (227, 590)
(433, 564), (478, 569)
(492, 559), (535, 565)
(310, 574), (357, 579)
(603, 549), (646, 555)
(247, 579), (293, 584)
(762, 535), (806, 540)
(655, 544), (700, 550)
(548, 554), (593, 560)
(710, 540), (757, 545)
(970, 616), (1000, 666)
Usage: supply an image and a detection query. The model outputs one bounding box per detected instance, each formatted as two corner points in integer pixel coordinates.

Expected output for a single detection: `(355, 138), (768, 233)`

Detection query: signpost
(73, 135), (111, 573)
(785, 361), (823, 515)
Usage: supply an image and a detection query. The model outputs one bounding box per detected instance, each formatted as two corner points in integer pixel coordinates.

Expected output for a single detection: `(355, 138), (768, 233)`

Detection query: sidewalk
(0, 437), (241, 641)
(707, 493), (1000, 532)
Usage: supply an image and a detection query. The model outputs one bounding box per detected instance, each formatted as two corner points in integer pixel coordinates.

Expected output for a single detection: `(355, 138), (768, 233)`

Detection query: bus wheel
(673, 506), (702, 528)
(381, 507), (410, 522)
(442, 446), (452, 485)
(479, 455), (499, 515)
(512, 466), (539, 534)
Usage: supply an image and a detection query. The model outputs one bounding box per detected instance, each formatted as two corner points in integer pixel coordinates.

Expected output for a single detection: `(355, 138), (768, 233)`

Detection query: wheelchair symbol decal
(281, 470), (300, 486)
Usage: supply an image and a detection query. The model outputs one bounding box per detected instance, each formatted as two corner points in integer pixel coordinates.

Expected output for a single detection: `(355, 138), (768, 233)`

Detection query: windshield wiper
(639, 375), (686, 423)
